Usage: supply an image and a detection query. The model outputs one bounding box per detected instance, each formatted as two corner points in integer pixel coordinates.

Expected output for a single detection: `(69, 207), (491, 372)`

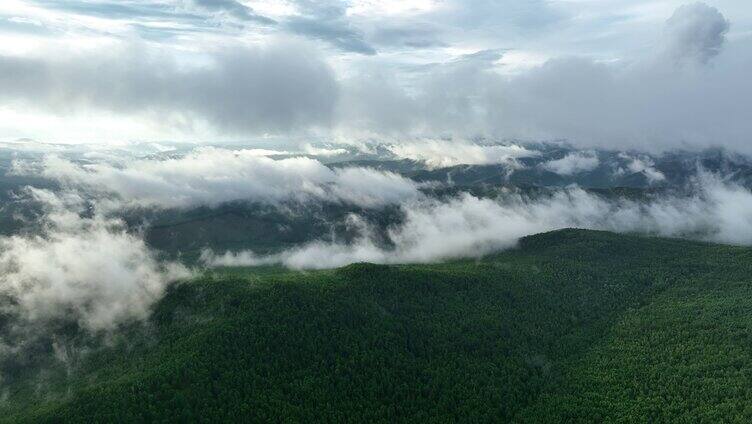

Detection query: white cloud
(303, 143), (348, 156)
(386, 139), (538, 168)
(334, 3), (752, 153)
(203, 172), (752, 269)
(0, 2), (748, 154)
(328, 166), (421, 207)
(541, 151), (599, 175)
(617, 153), (666, 183)
(0, 188), (191, 331)
(18, 147), (421, 209)
(347, 0), (442, 17)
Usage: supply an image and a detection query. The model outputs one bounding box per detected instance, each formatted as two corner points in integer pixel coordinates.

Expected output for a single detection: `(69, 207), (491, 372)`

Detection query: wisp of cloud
(202, 172), (752, 269)
(0, 188), (191, 331)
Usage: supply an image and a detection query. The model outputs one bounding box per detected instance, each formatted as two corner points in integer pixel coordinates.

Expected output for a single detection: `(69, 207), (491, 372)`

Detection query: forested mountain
(4, 229), (752, 422)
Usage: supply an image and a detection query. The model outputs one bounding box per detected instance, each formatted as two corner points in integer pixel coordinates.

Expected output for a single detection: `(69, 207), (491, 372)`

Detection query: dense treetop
(3, 229), (752, 423)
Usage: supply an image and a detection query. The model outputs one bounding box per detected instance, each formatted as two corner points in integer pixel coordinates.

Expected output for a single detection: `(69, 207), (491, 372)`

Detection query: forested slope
(4, 229), (752, 422)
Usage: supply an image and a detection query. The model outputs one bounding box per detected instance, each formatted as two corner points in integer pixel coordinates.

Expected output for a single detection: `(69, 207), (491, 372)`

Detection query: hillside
(4, 229), (752, 422)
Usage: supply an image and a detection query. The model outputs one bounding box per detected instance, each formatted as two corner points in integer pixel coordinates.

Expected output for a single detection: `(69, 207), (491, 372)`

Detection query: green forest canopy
(4, 229), (752, 423)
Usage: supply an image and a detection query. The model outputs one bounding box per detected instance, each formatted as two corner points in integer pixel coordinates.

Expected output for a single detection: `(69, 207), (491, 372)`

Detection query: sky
(0, 1), (750, 152)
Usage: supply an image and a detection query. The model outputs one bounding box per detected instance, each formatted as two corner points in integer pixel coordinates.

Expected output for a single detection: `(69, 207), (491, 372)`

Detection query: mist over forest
(0, 1), (751, 422)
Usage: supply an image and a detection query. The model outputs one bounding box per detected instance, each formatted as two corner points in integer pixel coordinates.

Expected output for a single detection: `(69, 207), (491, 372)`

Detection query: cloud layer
(0, 40), (337, 135)
(0, 3), (749, 153)
(19, 148), (421, 209)
(202, 173), (752, 269)
(338, 2), (750, 152)
(385, 139), (538, 169)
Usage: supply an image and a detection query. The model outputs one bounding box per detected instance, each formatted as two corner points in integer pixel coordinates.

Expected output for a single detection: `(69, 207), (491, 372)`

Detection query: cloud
(199, 190), (606, 268)
(328, 167), (420, 207)
(617, 154), (666, 183)
(385, 139), (538, 169)
(541, 152), (599, 175)
(286, 17), (376, 55)
(0, 39), (337, 135)
(368, 23), (446, 49)
(0, 2), (748, 154)
(0, 188), (191, 331)
(30, 0), (275, 28)
(662, 2), (730, 66)
(284, 0), (376, 54)
(190, 0), (276, 24)
(336, 3), (752, 153)
(303, 143), (347, 157)
(18, 147), (421, 209)
(202, 172), (752, 269)
(30, 0), (197, 21)
(440, 0), (564, 33)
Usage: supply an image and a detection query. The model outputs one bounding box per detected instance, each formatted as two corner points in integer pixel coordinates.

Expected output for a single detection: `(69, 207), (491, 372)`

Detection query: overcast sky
(0, 1), (750, 152)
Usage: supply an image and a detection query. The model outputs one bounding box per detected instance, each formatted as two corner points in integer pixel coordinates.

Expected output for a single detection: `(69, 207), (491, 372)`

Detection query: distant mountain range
(1, 142), (751, 260)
